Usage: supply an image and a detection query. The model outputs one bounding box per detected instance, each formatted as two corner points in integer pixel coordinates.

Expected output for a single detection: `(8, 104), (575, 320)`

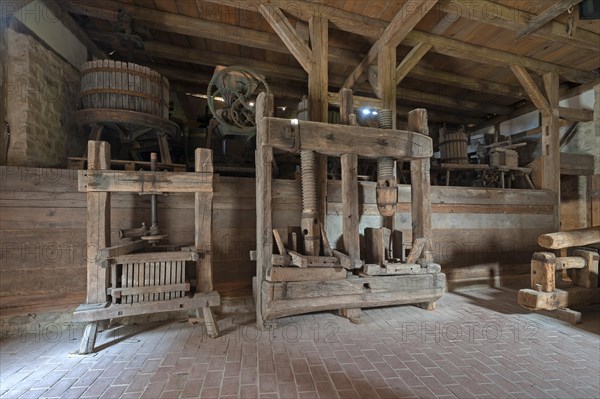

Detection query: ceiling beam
(342, 0), (438, 89)
(64, 0), (358, 66)
(405, 30), (596, 84)
(511, 65), (552, 116)
(200, 0), (598, 84)
(517, 0), (583, 38)
(443, 0), (597, 52)
(409, 65), (526, 99)
(258, 5), (313, 74)
(396, 43), (432, 85)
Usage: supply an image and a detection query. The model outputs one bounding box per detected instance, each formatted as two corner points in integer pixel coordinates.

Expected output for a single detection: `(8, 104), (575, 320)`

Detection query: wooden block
(530, 252), (555, 292)
(273, 229), (287, 255)
(288, 226), (303, 254)
(332, 249), (362, 270)
(365, 227), (391, 265)
(518, 288), (567, 310)
(266, 266), (346, 282)
(555, 256), (586, 270)
(534, 308), (582, 324)
(569, 249), (599, 289)
(288, 251), (339, 268)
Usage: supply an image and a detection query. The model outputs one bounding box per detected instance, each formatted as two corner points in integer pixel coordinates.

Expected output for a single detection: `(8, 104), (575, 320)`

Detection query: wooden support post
(542, 72), (561, 230)
(255, 92), (274, 329)
(379, 44), (397, 129)
(339, 89), (360, 261)
(195, 148), (214, 293)
(309, 15), (329, 233)
(79, 321), (99, 355)
(86, 141), (111, 304)
(408, 110), (433, 264)
(202, 306), (220, 338)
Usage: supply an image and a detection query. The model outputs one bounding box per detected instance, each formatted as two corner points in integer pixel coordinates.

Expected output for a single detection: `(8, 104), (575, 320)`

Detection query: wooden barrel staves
(81, 60), (170, 119)
(440, 131), (468, 164)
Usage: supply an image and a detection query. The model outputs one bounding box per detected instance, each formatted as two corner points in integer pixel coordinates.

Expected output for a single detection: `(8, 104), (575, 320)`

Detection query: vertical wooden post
(86, 140), (111, 304)
(339, 88), (360, 261)
(309, 15), (329, 230)
(255, 92), (274, 328)
(542, 72), (560, 231)
(408, 110), (433, 264)
(195, 148), (214, 293)
(379, 44), (397, 129)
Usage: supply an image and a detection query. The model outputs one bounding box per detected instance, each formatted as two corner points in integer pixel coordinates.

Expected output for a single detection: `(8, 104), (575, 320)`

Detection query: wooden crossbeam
(78, 170), (214, 193)
(342, 0), (438, 89)
(444, 0), (597, 52)
(559, 107), (594, 122)
(510, 65), (552, 116)
(517, 0), (583, 38)
(396, 43), (432, 85)
(258, 5), (313, 74)
(262, 117), (432, 159)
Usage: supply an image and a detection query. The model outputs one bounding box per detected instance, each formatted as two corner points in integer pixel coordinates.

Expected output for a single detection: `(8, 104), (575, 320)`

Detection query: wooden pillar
(542, 72), (560, 230)
(378, 44), (397, 129)
(309, 16), (329, 230)
(408, 110), (433, 264)
(255, 92), (274, 328)
(86, 141), (111, 304)
(195, 148), (214, 293)
(339, 88), (360, 261)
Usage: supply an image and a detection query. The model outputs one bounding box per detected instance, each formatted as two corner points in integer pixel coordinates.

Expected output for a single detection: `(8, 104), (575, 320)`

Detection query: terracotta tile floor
(1, 287), (599, 398)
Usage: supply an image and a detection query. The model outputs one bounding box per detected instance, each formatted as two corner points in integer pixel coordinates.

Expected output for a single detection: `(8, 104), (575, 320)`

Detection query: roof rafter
(517, 0), (583, 38)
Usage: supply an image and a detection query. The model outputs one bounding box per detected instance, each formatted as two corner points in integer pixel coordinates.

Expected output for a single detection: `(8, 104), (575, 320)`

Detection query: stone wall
(4, 28), (82, 167)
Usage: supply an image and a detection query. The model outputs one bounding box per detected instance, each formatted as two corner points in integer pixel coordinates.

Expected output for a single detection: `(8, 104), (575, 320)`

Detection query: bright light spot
(249, 102), (255, 107)
(372, 111), (378, 115)
(362, 108), (371, 115)
(291, 119), (299, 126)
(278, 106), (287, 111)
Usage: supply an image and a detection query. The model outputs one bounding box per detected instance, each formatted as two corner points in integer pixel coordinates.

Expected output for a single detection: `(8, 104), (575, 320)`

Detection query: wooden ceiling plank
(396, 43), (432, 85)
(342, 0), (439, 89)
(406, 30), (597, 84)
(258, 4), (313, 74)
(516, 0), (582, 38)
(510, 65), (552, 116)
(409, 65), (526, 99)
(443, 0), (597, 52)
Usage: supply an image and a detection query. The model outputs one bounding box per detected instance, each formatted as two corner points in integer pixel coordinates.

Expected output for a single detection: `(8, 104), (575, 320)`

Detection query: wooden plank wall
(0, 166), (556, 312)
(328, 181), (557, 289)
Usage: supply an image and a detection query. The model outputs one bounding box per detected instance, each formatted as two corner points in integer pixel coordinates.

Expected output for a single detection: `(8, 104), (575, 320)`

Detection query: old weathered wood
(558, 107), (594, 122)
(195, 148), (214, 293)
(530, 252), (556, 292)
(86, 141), (111, 304)
(255, 92), (274, 328)
(338, 308), (362, 324)
(320, 223), (334, 257)
(396, 43), (432, 85)
(560, 152), (595, 176)
(555, 257), (586, 270)
(542, 72), (560, 230)
(406, 238), (427, 265)
(258, 4), (313, 74)
(267, 266), (346, 282)
(79, 322), (99, 355)
(309, 15), (329, 237)
(264, 117), (433, 159)
(342, 0), (438, 88)
(518, 286), (600, 311)
(79, 170), (214, 193)
(99, 240), (147, 259)
(538, 227), (600, 249)
(365, 228), (391, 266)
(112, 251), (198, 264)
(273, 229), (287, 256)
(288, 251), (339, 268)
(378, 44), (396, 128)
(111, 283), (190, 298)
(569, 249), (599, 289)
(202, 306), (220, 338)
(534, 308), (582, 324)
(72, 291), (220, 322)
(408, 109), (433, 263)
(511, 65), (551, 116)
(517, 0), (583, 38)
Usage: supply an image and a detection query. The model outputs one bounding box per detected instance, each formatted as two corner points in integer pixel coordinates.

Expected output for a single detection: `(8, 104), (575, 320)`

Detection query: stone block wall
(4, 28), (82, 167)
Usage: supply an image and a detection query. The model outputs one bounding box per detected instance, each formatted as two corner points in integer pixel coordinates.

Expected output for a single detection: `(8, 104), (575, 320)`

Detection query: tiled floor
(1, 287), (599, 399)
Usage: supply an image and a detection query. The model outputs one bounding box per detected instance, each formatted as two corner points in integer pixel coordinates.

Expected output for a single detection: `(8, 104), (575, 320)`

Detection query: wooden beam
(396, 43), (432, 85)
(379, 44), (397, 127)
(561, 152), (595, 176)
(258, 5), (313, 74)
(517, 0), (583, 38)
(255, 92), (275, 328)
(444, 0), (598, 53)
(398, 87), (513, 115)
(410, 65), (527, 99)
(511, 65), (552, 116)
(198, 0), (598, 84)
(542, 72), (560, 230)
(79, 170), (214, 193)
(342, 0), (438, 89)
(539, 227), (600, 249)
(263, 117), (433, 159)
(406, 30), (596, 84)
(195, 148), (214, 292)
(559, 107), (594, 122)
